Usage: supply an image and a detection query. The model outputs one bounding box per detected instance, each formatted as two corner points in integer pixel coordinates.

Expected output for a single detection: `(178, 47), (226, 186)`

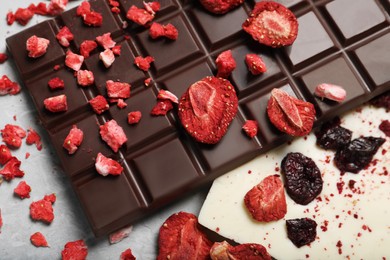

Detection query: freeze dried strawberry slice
(216, 50), (236, 78)
(99, 49), (115, 68)
(120, 248), (136, 260)
(245, 53), (267, 75)
(267, 88), (315, 137)
(244, 175), (287, 222)
(26, 128), (42, 151)
(314, 83), (346, 103)
(63, 125), (84, 155)
(157, 212), (212, 260)
(47, 0), (68, 16)
(30, 195), (55, 223)
(134, 56), (154, 71)
(1, 124), (26, 148)
(242, 120), (258, 138)
(128, 111), (142, 125)
(0, 75), (21, 96)
(61, 240), (88, 260)
(83, 11), (103, 27)
(96, 33), (116, 49)
(65, 50), (84, 71)
(14, 180), (32, 199)
(77, 1), (91, 16)
(77, 70), (94, 86)
(0, 157), (24, 181)
(14, 8), (34, 26)
(210, 241), (271, 260)
(0, 53), (8, 64)
(116, 99), (127, 109)
(26, 35), (50, 58)
(100, 120), (127, 152)
(178, 76), (238, 144)
(143, 1), (161, 15)
(106, 80), (131, 99)
(89, 95), (109, 114)
(44, 94), (68, 112)
(149, 23), (179, 40)
(200, 0), (244, 14)
(48, 77), (65, 90)
(95, 153), (123, 176)
(151, 100), (173, 116)
(80, 40), (97, 58)
(30, 232), (49, 247)
(0, 145), (12, 165)
(109, 225), (133, 244)
(56, 26), (74, 47)
(126, 5), (155, 26)
(112, 45), (122, 56)
(157, 89), (178, 103)
(242, 1), (298, 47)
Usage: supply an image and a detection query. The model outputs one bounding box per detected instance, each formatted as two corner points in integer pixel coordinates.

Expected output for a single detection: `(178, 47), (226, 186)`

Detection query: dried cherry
(286, 218), (317, 248)
(315, 117), (352, 150)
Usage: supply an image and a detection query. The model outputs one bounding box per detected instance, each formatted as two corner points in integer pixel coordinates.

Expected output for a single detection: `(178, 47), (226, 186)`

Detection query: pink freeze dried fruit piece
(1, 124), (26, 148)
(95, 153), (123, 176)
(99, 49), (115, 68)
(242, 120), (258, 138)
(47, 0), (69, 16)
(0, 157), (24, 181)
(61, 240), (88, 260)
(65, 50), (84, 71)
(216, 50), (236, 78)
(126, 5), (155, 26)
(245, 53), (267, 75)
(30, 232), (49, 247)
(96, 32), (116, 49)
(134, 56), (154, 71)
(0, 75), (21, 96)
(106, 80), (131, 99)
(99, 120), (127, 152)
(89, 95), (109, 114)
(56, 26), (74, 47)
(0, 145), (12, 165)
(128, 111), (142, 125)
(314, 83), (347, 103)
(143, 1), (161, 15)
(48, 77), (65, 90)
(77, 70), (94, 86)
(120, 248), (136, 260)
(63, 125), (84, 155)
(30, 195), (55, 223)
(109, 225), (133, 244)
(80, 40), (98, 58)
(157, 89), (178, 103)
(112, 45), (122, 56)
(14, 180), (32, 199)
(116, 99), (127, 109)
(26, 128), (43, 151)
(149, 22), (178, 40)
(210, 241), (271, 260)
(76, 1), (91, 16)
(44, 94), (68, 112)
(26, 35), (50, 58)
(151, 100), (173, 116)
(200, 0), (244, 14)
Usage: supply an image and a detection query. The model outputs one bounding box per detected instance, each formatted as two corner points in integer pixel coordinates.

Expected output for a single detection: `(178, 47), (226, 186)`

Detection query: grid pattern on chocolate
(6, 0), (390, 237)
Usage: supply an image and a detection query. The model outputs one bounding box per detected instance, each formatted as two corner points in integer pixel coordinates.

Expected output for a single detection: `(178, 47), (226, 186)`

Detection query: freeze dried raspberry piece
(14, 8), (34, 26)
(120, 248), (136, 260)
(95, 153), (123, 176)
(178, 76), (238, 144)
(96, 33), (116, 49)
(89, 95), (109, 114)
(43, 94), (68, 113)
(0, 53), (8, 64)
(30, 232), (49, 247)
(134, 56), (154, 71)
(210, 241), (271, 260)
(30, 195), (55, 223)
(143, 1), (161, 15)
(216, 50), (236, 78)
(267, 88), (315, 137)
(245, 54), (267, 75)
(109, 225), (133, 244)
(128, 111), (142, 125)
(126, 5), (155, 26)
(242, 120), (258, 138)
(0, 157), (24, 181)
(157, 212), (212, 260)
(151, 100), (173, 116)
(157, 89), (178, 103)
(286, 218), (317, 248)
(242, 1), (298, 47)
(1, 124), (26, 148)
(48, 77), (65, 90)
(77, 1), (91, 16)
(149, 23), (179, 40)
(77, 70), (94, 86)
(63, 125), (84, 155)
(26, 128), (43, 151)
(0, 75), (21, 96)
(14, 180), (31, 199)
(61, 240), (88, 260)
(117, 99), (127, 109)
(144, 77), (152, 86)
(100, 120), (127, 152)
(56, 26), (74, 47)
(200, 0), (244, 14)
(314, 83), (347, 103)
(0, 145), (12, 165)
(106, 80), (131, 99)
(80, 40), (97, 58)
(99, 49), (115, 68)
(65, 50), (84, 71)
(34, 2), (49, 15)
(244, 175), (287, 222)
(26, 35), (50, 58)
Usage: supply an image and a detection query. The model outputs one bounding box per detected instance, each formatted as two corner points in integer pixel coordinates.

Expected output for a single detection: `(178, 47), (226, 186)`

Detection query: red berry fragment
(56, 26), (74, 47)
(149, 23), (179, 40)
(61, 240), (88, 260)
(379, 120), (390, 137)
(126, 5), (155, 26)
(0, 145), (12, 165)
(43, 94), (68, 113)
(96, 33), (116, 49)
(83, 11), (103, 27)
(242, 1), (298, 48)
(14, 180), (32, 199)
(157, 212), (212, 260)
(99, 120), (127, 152)
(30, 232), (49, 247)
(99, 49), (115, 68)
(286, 218), (317, 248)
(26, 35), (50, 58)
(106, 80), (131, 99)
(112, 45), (122, 56)
(76, 1), (91, 16)
(48, 77), (65, 90)
(0, 53), (8, 64)
(281, 152), (323, 205)
(134, 56), (154, 71)
(89, 95), (109, 114)
(76, 70), (94, 86)
(65, 50), (84, 71)
(210, 241), (271, 260)
(144, 77), (152, 86)
(216, 50), (236, 78)
(151, 100), (173, 116)
(95, 153), (123, 176)
(116, 99), (127, 109)
(178, 76), (238, 144)
(26, 128), (43, 151)
(1, 124), (26, 148)
(143, 1), (161, 15)
(63, 125), (84, 155)
(120, 248), (136, 260)
(244, 175), (287, 222)
(157, 89), (178, 104)
(80, 40), (98, 58)
(128, 111), (142, 125)
(0, 75), (21, 96)
(242, 120), (258, 138)
(109, 225), (133, 244)
(14, 8), (34, 26)
(7, 11), (15, 25)
(43, 193), (57, 204)
(245, 53), (267, 75)
(30, 195), (55, 223)
(199, 0), (244, 14)
(0, 157), (24, 181)
(315, 117), (352, 150)
(267, 88), (315, 137)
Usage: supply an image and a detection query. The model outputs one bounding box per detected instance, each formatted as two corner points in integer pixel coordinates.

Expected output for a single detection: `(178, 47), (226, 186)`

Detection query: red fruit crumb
(117, 99), (127, 109)
(35, 3), (49, 15)
(89, 95), (109, 114)
(26, 35), (50, 58)
(144, 77), (152, 86)
(30, 195), (55, 223)
(63, 125), (84, 155)
(126, 5), (155, 26)
(30, 232), (49, 247)
(48, 77), (65, 90)
(61, 240), (88, 260)
(14, 8), (34, 26)
(0, 157), (24, 181)
(245, 54), (267, 75)
(44, 94), (68, 113)
(53, 64), (60, 71)
(112, 45), (122, 56)
(0, 75), (21, 96)
(43, 193), (57, 204)
(80, 40), (98, 58)
(6, 11), (15, 25)
(77, 70), (94, 86)
(99, 120), (127, 152)
(216, 50), (236, 78)
(0, 145), (12, 165)
(134, 56), (154, 71)
(1, 124), (26, 148)
(151, 100), (173, 116)
(0, 53), (8, 64)
(99, 49), (115, 68)
(65, 50), (84, 71)
(149, 22), (179, 40)
(106, 80), (131, 99)
(14, 180), (32, 199)
(144, 1), (161, 14)
(109, 225), (133, 244)
(95, 153), (123, 176)
(157, 89), (178, 103)
(56, 26), (74, 47)
(26, 128), (43, 151)
(199, 0), (244, 14)
(379, 120), (390, 137)
(120, 248), (136, 260)
(128, 111), (142, 125)
(242, 120), (258, 138)
(83, 11), (103, 27)
(25, 152), (30, 159)
(76, 1), (91, 16)
(96, 33), (116, 49)
(111, 7), (121, 14)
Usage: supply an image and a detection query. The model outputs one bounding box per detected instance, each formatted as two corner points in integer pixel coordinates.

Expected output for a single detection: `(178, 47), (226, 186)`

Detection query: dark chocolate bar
(6, 0), (390, 237)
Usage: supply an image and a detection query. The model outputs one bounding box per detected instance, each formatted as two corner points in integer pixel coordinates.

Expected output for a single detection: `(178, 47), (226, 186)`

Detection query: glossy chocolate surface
(7, 0), (390, 236)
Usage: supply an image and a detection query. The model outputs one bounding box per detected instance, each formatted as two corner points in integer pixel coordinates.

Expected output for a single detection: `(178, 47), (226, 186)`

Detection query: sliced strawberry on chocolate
(178, 76), (238, 144)
(200, 0), (244, 14)
(157, 212), (212, 260)
(210, 241), (271, 260)
(242, 1), (298, 48)
(244, 175), (287, 222)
